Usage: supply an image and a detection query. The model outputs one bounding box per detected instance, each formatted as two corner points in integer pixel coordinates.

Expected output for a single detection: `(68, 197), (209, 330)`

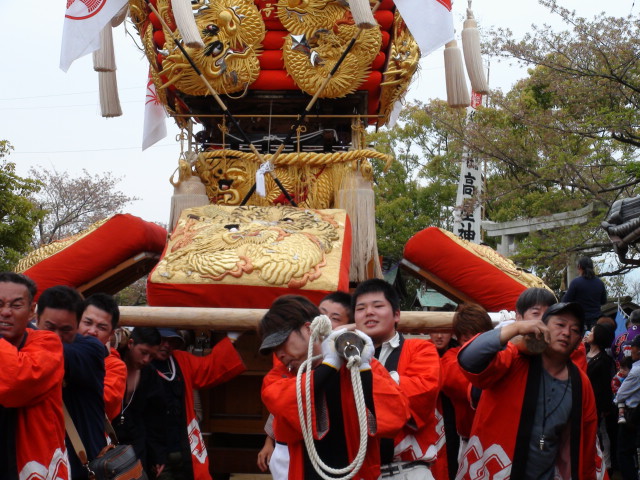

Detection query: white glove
(321, 328), (347, 370)
(227, 331), (242, 343)
(352, 330), (374, 371)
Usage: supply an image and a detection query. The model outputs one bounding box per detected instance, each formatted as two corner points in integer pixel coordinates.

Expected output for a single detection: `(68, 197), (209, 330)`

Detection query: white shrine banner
(453, 98), (484, 243)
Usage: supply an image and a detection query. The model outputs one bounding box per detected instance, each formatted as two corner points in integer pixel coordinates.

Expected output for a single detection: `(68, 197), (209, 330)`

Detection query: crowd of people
(0, 271), (245, 480)
(2, 264), (640, 480)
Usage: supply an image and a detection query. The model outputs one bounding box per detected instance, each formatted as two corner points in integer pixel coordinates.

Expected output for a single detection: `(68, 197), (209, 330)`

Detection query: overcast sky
(0, 1), (634, 226)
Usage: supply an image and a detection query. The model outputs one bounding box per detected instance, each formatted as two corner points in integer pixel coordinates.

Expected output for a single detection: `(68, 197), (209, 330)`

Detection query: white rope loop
(296, 315), (369, 480)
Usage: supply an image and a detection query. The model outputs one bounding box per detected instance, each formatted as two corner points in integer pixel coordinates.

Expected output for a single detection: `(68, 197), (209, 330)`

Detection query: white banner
(393, 0), (454, 57)
(60, 0), (128, 72)
(142, 75), (168, 150)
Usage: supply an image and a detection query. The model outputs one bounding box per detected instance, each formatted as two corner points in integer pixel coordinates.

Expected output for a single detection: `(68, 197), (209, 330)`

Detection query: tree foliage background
(371, 0), (640, 292)
(0, 141), (43, 271)
(29, 167), (138, 247)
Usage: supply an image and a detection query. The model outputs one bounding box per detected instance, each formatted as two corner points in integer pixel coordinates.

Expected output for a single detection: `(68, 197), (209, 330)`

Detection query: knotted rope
(296, 315), (369, 480)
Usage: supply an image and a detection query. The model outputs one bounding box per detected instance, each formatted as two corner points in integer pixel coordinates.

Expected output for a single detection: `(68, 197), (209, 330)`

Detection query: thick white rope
(296, 315), (369, 480)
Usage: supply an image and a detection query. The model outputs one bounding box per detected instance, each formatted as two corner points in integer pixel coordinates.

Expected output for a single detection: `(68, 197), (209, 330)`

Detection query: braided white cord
(296, 315), (369, 480)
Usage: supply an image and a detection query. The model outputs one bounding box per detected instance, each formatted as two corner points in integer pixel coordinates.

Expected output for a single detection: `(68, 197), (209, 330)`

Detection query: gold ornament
(378, 11), (420, 126)
(152, 205), (346, 290)
(157, 0), (265, 95)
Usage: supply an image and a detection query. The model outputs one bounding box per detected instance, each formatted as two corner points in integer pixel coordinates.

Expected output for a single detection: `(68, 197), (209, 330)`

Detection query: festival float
(16, 0), (549, 475)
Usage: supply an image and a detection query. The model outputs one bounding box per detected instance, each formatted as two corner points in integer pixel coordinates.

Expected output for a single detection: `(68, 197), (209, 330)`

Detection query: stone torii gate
(482, 203), (595, 281)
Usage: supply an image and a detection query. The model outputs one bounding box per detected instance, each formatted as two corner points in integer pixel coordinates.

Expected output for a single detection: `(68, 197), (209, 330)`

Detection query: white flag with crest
(142, 75), (168, 150)
(394, 0), (454, 57)
(60, 0), (128, 72)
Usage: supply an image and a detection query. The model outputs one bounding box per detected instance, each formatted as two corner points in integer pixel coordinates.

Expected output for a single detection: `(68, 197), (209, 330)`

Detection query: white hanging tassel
(169, 153), (210, 230)
(461, 3), (489, 94)
(98, 71), (122, 117)
(170, 0), (205, 49)
(348, 0), (377, 29)
(93, 25), (116, 72)
(337, 168), (382, 281)
(444, 40), (470, 108)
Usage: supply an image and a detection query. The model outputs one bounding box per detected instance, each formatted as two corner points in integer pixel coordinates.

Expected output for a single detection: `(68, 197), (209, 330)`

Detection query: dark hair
(130, 327), (161, 346)
(453, 303), (493, 339)
(629, 309), (640, 325)
(321, 291), (352, 309)
(320, 291), (353, 322)
(515, 288), (557, 316)
(591, 324), (615, 350)
(37, 285), (84, 323)
(84, 293), (120, 330)
(352, 279), (400, 314)
(0, 272), (37, 302)
(620, 356), (634, 370)
(259, 295), (320, 341)
(578, 256), (595, 279)
(596, 316), (616, 330)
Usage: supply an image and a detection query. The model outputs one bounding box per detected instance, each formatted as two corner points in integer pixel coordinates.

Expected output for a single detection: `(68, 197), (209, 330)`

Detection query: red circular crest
(65, 0), (109, 20)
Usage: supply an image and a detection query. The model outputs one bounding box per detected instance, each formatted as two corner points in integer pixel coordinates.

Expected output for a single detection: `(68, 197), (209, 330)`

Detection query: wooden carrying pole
(119, 306), (455, 332)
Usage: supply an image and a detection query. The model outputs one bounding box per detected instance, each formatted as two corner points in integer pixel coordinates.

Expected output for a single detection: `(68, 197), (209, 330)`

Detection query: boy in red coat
(152, 327), (246, 479)
(78, 293), (126, 422)
(353, 279), (441, 480)
(260, 295), (410, 480)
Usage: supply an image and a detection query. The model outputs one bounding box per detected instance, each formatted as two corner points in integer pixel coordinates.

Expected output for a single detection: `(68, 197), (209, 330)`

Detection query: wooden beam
(119, 306), (456, 332)
(77, 252), (160, 296)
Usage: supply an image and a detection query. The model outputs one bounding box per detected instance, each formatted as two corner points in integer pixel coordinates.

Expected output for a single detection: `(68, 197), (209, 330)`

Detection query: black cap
(259, 328), (294, 355)
(542, 302), (585, 330)
(630, 335), (640, 348)
(157, 328), (185, 346)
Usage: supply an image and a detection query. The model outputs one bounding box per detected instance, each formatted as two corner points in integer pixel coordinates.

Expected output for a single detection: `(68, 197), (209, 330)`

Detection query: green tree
(368, 101), (462, 263)
(0, 141), (43, 270)
(419, 3), (640, 288)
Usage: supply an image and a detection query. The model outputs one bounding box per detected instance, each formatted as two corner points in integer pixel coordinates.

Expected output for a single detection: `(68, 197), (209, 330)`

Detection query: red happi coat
(392, 338), (442, 464)
(172, 338), (246, 479)
(262, 358), (410, 480)
(456, 341), (599, 480)
(431, 396), (449, 480)
(440, 346), (475, 439)
(571, 342), (588, 372)
(0, 329), (70, 479)
(104, 347), (126, 421)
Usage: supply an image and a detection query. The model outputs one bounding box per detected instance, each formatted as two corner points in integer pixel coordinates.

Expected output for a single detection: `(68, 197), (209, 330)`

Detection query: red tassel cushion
(403, 227), (548, 312)
(19, 214), (167, 300)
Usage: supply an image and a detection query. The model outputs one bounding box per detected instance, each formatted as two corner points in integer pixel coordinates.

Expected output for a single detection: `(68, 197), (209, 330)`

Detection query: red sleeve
(261, 360), (313, 444)
(174, 337), (246, 390)
(370, 359), (411, 437)
(0, 330), (64, 407)
(579, 368), (598, 479)
(396, 339), (440, 429)
(440, 348), (468, 400)
(458, 337), (518, 389)
(104, 348), (127, 420)
(571, 343), (588, 372)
